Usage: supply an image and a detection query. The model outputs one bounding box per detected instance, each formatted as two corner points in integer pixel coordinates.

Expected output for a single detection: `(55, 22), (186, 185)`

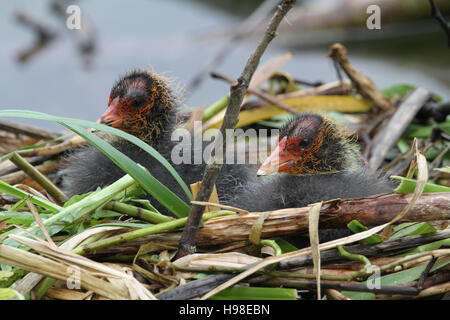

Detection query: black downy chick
(224, 113), (394, 244)
(60, 70), (256, 215)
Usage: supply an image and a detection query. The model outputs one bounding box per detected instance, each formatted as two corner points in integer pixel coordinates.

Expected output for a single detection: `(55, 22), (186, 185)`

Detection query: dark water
(1, 0), (449, 131)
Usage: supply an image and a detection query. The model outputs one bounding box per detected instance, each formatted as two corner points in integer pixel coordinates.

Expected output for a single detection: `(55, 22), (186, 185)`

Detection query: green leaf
(347, 220), (383, 244)
(62, 122), (191, 217)
(396, 139), (410, 154)
(275, 238), (298, 253)
(436, 166), (450, 173)
(343, 257), (450, 299)
(392, 176), (450, 193)
(0, 110), (193, 201)
(381, 84), (415, 99)
(0, 181), (61, 212)
(0, 211), (51, 227)
(202, 95), (229, 122)
(209, 286), (297, 300)
(90, 222), (151, 228)
(63, 189), (100, 207)
(389, 222), (436, 240)
(402, 121), (450, 139)
(0, 271), (14, 282)
(0, 288), (24, 300)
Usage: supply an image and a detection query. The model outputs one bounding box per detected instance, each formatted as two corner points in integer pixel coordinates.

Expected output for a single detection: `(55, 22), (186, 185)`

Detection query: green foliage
(209, 286), (297, 300)
(347, 220), (383, 244)
(392, 176), (450, 193)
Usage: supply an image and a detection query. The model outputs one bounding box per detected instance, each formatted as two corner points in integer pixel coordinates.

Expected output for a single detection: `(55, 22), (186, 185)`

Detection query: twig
(14, 10), (58, 64)
(325, 289), (351, 300)
(429, 0), (450, 47)
(73, 211), (234, 256)
(7, 152), (67, 204)
(92, 194), (450, 255)
(211, 71), (300, 114)
(0, 156), (53, 176)
(249, 276), (419, 296)
(186, 0), (281, 94)
(25, 200), (57, 248)
(157, 274), (235, 300)
(415, 281), (450, 298)
(190, 200), (249, 214)
(16, 136), (86, 157)
(0, 162), (61, 186)
(0, 120), (59, 140)
(328, 43), (393, 112)
(177, 0), (297, 258)
(368, 88), (431, 170)
(102, 201), (172, 224)
(293, 78), (323, 87)
(417, 257), (438, 291)
(276, 79), (353, 99)
(279, 229), (450, 270)
(50, 0), (97, 69)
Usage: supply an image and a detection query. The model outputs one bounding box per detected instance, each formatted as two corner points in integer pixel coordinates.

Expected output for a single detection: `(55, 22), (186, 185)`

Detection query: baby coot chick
(225, 113), (394, 243)
(229, 113), (393, 210)
(60, 69), (255, 214)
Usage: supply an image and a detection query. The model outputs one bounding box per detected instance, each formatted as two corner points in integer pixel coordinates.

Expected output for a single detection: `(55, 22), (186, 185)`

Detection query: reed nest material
(91, 192), (450, 256)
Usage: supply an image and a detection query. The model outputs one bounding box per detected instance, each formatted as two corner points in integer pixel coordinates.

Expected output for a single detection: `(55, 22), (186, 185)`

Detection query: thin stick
(279, 229), (450, 269)
(186, 0), (281, 93)
(8, 152), (67, 204)
(25, 200), (57, 249)
(328, 43), (393, 112)
(92, 194), (450, 255)
(177, 0), (296, 258)
(250, 276), (419, 296)
(417, 257), (438, 291)
(190, 200), (249, 214)
(369, 88), (431, 169)
(0, 162), (61, 185)
(16, 137), (84, 157)
(211, 71), (300, 114)
(0, 119), (59, 140)
(429, 0), (450, 47)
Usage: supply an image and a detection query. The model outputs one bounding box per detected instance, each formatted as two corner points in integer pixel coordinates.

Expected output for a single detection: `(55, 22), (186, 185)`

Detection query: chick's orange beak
(97, 97), (122, 128)
(257, 137), (298, 176)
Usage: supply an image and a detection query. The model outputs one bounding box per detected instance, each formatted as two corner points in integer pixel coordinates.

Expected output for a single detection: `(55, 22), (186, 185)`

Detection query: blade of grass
(1, 174), (137, 247)
(62, 122), (191, 217)
(0, 181), (61, 212)
(0, 110), (192, 201)
(392, 176), (450, 193)
(209, 286), (297, 300)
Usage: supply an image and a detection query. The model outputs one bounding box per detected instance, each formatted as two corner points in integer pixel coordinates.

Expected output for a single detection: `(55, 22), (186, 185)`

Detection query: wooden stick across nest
(93, 192), (450, 255)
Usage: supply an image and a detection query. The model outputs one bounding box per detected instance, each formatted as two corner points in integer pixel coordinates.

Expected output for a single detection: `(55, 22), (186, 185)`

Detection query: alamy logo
(66, 5), (81, 30)
(366, 4), (381, 30)
(66, 266), (81, 289)
(170, 121), (277, 165)
(366, 265), (381, 289)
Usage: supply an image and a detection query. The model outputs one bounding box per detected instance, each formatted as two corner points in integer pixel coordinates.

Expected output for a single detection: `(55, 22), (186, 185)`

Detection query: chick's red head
(98, 70), (176, 144)
(257, 113), (349, 176)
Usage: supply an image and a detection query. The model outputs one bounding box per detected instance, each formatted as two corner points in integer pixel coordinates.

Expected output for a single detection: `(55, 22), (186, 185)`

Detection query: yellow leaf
(203, 95), (371, 130)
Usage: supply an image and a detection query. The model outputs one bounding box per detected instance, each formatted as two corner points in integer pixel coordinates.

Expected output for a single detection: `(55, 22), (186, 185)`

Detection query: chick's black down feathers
(224, 170), (394, 212)
(223, 170), (394, 246)
(60, 139), (256, 215)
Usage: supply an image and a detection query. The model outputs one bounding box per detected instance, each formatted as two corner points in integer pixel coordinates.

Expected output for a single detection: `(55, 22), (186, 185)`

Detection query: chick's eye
(130, 97), (145, 108)
(298, 137), (312, 148)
